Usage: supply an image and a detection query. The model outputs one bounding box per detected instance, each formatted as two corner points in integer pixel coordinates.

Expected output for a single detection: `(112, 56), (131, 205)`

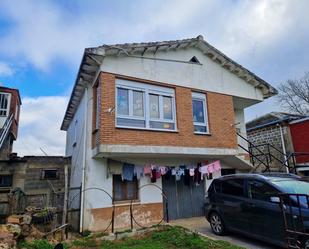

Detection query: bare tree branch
(277, 72), (309, 115)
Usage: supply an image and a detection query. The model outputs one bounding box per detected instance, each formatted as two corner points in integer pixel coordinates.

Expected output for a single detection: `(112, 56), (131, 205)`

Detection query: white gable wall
(100, 47), (264, 104)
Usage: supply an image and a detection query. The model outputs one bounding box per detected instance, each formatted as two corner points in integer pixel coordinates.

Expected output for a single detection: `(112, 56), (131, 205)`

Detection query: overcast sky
(0, 0), (308, 156)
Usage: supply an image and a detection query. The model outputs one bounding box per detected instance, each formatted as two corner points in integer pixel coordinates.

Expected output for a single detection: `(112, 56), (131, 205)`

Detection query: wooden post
(62, 164), (69, 240)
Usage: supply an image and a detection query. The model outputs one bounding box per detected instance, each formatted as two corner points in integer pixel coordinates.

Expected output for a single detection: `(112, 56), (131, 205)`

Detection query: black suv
(205, 173), (309, 248)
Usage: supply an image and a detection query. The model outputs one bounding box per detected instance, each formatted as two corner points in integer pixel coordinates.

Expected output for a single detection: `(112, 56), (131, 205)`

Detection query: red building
(290, 118), (309, 164)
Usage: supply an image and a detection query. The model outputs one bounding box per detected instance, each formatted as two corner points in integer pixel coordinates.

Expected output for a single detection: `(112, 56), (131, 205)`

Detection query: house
(246, 112), (309, 174)
(61, 35), (277, 232)
(0, 85), (70, 223)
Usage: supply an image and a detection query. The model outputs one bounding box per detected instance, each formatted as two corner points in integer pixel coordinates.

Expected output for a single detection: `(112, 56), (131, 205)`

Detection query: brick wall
(93, 72), (237, 149)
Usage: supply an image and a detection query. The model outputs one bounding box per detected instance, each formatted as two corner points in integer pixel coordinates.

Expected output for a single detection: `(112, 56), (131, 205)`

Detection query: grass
(18, 226), (244, 249)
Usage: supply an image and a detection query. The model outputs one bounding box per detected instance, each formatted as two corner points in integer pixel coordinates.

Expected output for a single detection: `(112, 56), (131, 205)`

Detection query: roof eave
(60, 49), (102, 131)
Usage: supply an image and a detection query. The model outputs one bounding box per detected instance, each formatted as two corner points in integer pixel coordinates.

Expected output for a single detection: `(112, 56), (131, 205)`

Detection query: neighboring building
(289, 117), (309, 175)
(246, 112), (309, 174)
(0, 85), (71, 223)
(61, 35), (277, 232)
(0, 156), (70, 222)
(0, 86), (21, 160)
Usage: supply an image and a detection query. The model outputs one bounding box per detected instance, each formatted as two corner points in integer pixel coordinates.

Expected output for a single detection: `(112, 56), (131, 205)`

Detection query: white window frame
(192, 92), (209, 134)
(0, 93), (11, 117)
(115, 79), (177, 132)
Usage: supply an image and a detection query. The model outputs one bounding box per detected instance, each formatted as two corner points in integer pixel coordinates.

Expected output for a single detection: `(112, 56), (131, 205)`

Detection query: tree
(277, 72), (309, 115)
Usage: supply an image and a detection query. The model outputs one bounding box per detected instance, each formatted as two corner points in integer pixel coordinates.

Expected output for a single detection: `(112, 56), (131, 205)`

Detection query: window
(189, 56), (200, 64)
(221, 179), (244, 197)
(116, 79), (176, 131)
(0, 93), (10, 117)
(221, 169), (236, 176)
(248, 180), (278, 201)
(0, 175), (13, 188)
(42, 169), (59, 180)
(192, 92), (208, 134)
(113, 174), (138, 202)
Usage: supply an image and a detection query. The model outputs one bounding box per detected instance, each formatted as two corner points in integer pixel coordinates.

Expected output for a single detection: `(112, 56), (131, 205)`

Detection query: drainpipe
(278, 123), (289, 173)
(80, 87), (88, 233)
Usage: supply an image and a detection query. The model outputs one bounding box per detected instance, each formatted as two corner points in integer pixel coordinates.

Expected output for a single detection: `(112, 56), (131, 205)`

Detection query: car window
(248, 180), (279, 202)
(221, 179), (244, 197)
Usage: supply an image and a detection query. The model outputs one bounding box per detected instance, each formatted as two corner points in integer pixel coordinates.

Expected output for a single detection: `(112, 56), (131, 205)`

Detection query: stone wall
(247, 124), (293, 172)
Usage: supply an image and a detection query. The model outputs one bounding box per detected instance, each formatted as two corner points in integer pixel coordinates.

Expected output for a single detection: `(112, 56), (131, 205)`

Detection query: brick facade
(92, 72), (237, 150)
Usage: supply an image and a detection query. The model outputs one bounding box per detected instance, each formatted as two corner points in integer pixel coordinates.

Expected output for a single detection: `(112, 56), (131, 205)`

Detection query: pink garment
(213, 160), (221, 172)
(205, 161), (221, 174)
(207, 164), (215, 173)
(144, 165), (152, 175)
(189, 168), (195, 176)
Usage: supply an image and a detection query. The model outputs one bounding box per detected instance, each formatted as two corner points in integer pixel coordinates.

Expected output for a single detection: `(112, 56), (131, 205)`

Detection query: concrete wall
(66, 93), (86, 210)
(0, 156), (69, 219)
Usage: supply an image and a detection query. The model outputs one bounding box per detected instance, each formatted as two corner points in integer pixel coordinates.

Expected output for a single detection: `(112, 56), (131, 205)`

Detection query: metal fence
(279, 193), (309, 249)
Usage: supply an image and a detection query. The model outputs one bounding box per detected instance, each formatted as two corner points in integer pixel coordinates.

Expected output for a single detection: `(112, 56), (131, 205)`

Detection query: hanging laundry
(171, 167), (176, 176)
(159, 166), (167, 175)
(189, 168), (195, 176)
(184, 169), (190, 186)
(207, 164), (215, 173)
(213, 160), (221, 172)
(122, 163), (135, 181)
(134, 165), (144, 179)
(194, 163), (201, 184)
(156, 170), (161, 179)
(107, 159), (123, 178)
(204, 160), (221, 174)
(199, 165), (208, 174)
(164, 168), (172, 180)
(175, 167), (184, 181)
(144, 165), (152, 175)
(151, 168), (157, 183)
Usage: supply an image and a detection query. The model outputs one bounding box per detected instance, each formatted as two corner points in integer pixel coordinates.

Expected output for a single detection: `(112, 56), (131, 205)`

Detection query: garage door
(162, 176), (205, 220)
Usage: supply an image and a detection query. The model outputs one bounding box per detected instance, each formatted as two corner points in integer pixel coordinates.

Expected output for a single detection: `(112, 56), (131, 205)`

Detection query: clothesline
(107, 159), (222, 184)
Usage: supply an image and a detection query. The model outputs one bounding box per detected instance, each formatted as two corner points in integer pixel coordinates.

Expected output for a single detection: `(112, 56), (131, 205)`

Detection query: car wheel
(303, 238), (309, 249)
(209, 212), (225, 235)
